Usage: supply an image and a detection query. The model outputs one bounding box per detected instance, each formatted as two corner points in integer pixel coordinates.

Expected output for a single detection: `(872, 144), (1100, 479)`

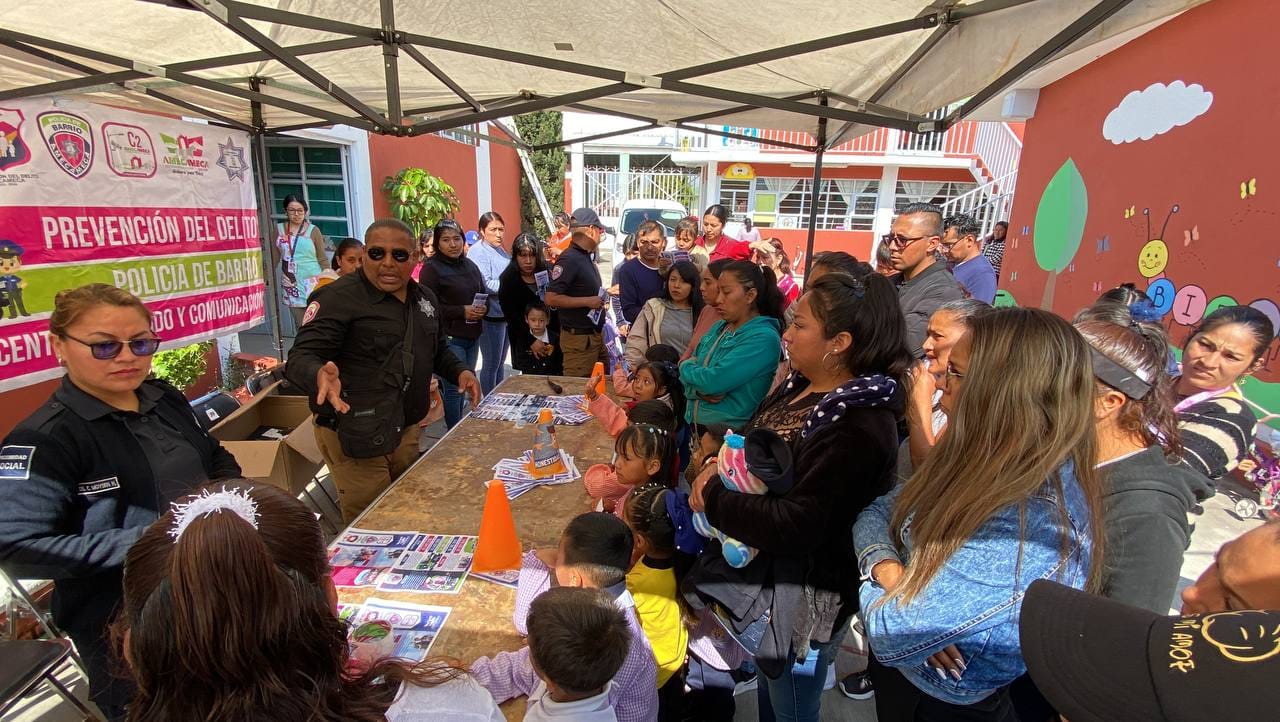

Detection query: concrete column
(475, 121), (493, 213)
(618, 152), (631, 207)
(570, 144), (584, 212)
(871, 165), (900, 258)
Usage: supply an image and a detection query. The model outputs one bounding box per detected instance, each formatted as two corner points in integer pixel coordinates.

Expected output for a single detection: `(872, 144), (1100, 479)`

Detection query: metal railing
(940, 169), (1018, 238)
(583, 167), (701, 219)
(973, 122), (1023, 189)
(675, 121), (982, 157)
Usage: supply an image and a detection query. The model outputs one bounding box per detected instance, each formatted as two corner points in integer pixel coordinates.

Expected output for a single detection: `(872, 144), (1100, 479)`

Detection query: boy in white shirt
(524, 586), (632, 721)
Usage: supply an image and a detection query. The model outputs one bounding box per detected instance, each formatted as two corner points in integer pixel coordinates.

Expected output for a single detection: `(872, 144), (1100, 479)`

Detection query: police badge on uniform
(417, 298), (435, 317)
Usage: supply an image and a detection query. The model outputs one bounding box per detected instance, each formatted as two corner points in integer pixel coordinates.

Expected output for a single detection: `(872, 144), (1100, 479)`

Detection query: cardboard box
(210, 382), (323, 494)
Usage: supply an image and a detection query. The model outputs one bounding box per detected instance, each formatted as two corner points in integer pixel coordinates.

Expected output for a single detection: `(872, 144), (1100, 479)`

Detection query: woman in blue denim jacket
(853, 308), (1107, 721)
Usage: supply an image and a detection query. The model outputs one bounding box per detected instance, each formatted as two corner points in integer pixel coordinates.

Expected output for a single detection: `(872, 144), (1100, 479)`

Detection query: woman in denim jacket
(853, 308), (1107, 721)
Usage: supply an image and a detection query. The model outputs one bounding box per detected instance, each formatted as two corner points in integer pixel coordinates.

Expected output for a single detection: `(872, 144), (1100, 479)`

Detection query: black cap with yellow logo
(1021, 579), (1280, 722)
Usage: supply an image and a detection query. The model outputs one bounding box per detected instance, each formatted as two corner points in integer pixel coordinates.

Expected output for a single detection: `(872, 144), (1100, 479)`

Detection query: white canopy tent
(0, 0), (1201, 345)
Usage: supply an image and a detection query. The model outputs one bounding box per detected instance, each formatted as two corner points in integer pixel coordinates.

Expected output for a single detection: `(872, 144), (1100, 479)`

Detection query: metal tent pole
(250, 78), (286, 361)
(803, 96), (829, 278)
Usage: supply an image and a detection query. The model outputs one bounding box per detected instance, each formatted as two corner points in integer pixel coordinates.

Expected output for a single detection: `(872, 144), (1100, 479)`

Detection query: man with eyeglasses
(286, 219), (481, 522)
(941, 213), (997, 304)
(884, 202), (964, 355)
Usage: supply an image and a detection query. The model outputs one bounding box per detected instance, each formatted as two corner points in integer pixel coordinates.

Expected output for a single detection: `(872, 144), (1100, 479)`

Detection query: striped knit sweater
(1176, 395), (1258, 481)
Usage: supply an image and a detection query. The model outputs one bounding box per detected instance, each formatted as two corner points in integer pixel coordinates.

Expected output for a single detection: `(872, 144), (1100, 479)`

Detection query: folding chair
(0, 639), (102, 721)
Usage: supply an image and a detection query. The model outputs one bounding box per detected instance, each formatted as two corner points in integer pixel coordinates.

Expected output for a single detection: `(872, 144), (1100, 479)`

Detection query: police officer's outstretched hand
(457, 370), (483, 407)
(316, 361), (351, 414)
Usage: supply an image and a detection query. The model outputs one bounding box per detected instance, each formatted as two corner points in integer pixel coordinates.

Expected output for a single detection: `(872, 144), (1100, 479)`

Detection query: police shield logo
(0, 108), (32, 171)
(38, 111), (93, 179)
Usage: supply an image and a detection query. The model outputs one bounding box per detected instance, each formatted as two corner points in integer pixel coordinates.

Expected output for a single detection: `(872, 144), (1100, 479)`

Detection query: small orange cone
(472, 480), (522, 572)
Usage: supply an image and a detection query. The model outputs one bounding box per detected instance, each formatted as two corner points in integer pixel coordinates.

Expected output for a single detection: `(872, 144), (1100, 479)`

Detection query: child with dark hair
(472, 512), (658, 722)
(612, 344), (680, 398)
(622, 486), (691, 720)
(514, 301), (563, 375)
(525, 587), (631, 721)
(585, 406), (680, 515)
(586, 361), (685, 436)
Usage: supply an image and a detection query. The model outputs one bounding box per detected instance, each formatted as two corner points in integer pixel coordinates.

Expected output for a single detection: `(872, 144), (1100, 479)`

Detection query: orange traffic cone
(472, 480), (522, 572)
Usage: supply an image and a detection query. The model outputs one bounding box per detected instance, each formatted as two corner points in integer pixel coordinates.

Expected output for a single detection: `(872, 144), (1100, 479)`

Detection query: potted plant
(381, 168), (461, 240)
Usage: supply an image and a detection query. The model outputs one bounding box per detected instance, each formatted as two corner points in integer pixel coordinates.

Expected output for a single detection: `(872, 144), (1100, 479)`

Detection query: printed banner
(0, 99), (262, 392)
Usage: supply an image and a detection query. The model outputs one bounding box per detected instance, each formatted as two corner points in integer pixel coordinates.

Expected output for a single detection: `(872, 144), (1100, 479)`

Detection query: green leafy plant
(514, 112), (566, 236)
(152, 340), (212, 392)
(381, 168), (460, 239)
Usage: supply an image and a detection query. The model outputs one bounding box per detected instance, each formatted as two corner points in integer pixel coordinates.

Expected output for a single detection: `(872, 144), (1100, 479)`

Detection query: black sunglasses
(63, 334), (162, 360)
(366, 246), (412, 263)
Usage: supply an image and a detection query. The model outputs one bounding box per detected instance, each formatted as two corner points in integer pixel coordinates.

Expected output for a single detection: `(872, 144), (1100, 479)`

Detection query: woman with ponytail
(1073, 301), (1211, 613)
(686, 272), (911, 721)
(118, 481), (502, 722)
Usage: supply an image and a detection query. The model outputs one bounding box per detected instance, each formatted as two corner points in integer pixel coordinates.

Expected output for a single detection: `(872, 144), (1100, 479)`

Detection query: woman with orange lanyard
(1173, 305), (1274, 483)
(272, 194), (328, 330)
(697, 204), (752, 263)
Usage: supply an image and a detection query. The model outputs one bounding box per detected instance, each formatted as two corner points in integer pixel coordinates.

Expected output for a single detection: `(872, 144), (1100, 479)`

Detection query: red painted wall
(1001, 0), (1280, 410)
(0, 378), (58, 438)
(369, 132), (481, 234)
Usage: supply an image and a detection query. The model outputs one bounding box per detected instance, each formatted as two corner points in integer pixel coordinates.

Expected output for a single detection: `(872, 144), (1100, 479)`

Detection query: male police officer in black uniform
(286, 219), (481, 522)
(545, 208), (607, 377)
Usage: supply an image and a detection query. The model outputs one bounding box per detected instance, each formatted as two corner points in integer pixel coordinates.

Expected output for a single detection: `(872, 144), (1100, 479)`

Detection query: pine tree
(513, 112), (565, 237)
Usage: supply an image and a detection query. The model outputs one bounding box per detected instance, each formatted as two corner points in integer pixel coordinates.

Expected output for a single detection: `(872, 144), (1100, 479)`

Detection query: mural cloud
(1102, 81), (1213, 144)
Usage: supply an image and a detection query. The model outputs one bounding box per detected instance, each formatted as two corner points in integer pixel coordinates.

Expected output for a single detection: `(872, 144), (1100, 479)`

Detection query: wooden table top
(338, 374), (609, 720)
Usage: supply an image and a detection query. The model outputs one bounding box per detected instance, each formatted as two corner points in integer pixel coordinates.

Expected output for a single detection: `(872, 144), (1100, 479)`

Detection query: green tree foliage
(513, 112), (566, 237)
(381, 168), (461, 240)
(152, 340), (211, 392)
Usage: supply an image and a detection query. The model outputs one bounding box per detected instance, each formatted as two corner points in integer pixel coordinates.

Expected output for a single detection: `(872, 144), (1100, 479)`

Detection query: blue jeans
(478, 318), (509, 394)
(757, 635), (842, 722)
(442, 336), (480, 428)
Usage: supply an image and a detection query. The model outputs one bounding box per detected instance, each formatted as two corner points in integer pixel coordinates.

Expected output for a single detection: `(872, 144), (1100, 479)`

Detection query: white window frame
(265, 140), (357, 243)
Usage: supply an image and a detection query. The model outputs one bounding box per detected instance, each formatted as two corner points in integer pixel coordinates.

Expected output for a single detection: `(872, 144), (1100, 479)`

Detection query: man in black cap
(545, 207), (608, 377)
(1020, 578), (1280, 722)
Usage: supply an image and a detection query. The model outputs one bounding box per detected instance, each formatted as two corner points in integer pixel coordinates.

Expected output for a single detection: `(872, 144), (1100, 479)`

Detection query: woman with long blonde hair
(853, 307), (1106, 721)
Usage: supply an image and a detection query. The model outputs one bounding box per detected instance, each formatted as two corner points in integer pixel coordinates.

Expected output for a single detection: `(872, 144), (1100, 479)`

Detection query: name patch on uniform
(0, 445), (35, 480)
(77, 477), (121, 496)
(301, 301), (320, 326)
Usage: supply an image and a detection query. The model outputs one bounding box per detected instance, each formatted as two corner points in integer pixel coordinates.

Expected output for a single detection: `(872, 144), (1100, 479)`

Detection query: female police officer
(0, 283), (240, 719)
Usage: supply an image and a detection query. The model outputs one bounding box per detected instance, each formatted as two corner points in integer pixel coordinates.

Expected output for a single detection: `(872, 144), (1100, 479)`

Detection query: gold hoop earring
(822, 350), (836, 370)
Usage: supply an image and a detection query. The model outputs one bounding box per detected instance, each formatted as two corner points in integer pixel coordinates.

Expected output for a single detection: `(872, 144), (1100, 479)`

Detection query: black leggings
(866, 656), (1018, 722)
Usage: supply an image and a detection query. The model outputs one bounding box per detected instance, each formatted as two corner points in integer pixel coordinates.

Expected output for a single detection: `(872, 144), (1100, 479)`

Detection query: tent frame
(0, 0), (1129, 348)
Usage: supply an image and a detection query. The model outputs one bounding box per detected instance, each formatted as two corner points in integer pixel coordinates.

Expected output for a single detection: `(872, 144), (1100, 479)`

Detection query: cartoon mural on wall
(1000, 0), (1280, 433)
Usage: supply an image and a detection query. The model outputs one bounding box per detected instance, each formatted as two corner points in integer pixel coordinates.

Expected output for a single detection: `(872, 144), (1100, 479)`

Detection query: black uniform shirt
(0, 377), (241, 638)
(285, 270), (468, 427)
(547, 242), (603, 331)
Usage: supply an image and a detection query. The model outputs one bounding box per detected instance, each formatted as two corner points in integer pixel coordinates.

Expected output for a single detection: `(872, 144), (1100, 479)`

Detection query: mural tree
(1032, 158), (1088, 309)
